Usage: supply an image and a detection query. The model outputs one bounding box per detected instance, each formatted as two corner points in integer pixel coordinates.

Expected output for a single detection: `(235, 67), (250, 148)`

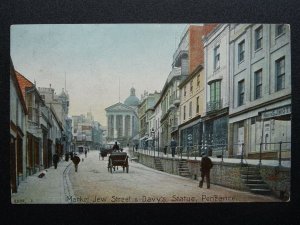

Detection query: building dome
(124, 87), (140, 107)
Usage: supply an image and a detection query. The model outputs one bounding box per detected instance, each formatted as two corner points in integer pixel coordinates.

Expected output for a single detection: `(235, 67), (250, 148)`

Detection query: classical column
(114, 114), (117, 139)
(128, 115), (131, 137)
(122, 115), (125, 137)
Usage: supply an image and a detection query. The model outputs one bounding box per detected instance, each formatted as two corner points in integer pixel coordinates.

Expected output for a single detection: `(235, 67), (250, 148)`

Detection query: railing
(206, 99), (223, 112)
(137, 141), (291, 167)
(258, 141), (291, 167)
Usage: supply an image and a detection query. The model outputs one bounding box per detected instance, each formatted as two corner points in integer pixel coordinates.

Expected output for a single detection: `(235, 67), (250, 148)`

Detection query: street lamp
(151, 128), (155, 157)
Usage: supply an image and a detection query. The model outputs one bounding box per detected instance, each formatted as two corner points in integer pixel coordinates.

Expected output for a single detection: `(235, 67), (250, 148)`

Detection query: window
(214, 45), (220, 70)
(189, 101), (192, 117)
(183, 106), (186, 120)
(210, 81), (221, 102)
(255, 26), (263, 50)
(254, 69), (262, 99)
(276, 24), (284, 37)
(196, 96), (199, 113)
(190, 81), (193, 92)
(197, 75), (200, 86)
(184, 86), (186, 96)
(238, 80), (245, 106)
(276, 57), (285, 91)
(238, 40), (245, 63)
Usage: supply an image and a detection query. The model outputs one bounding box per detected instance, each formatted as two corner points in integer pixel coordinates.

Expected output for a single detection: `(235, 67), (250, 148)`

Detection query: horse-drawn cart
(108, 152), (129, 173)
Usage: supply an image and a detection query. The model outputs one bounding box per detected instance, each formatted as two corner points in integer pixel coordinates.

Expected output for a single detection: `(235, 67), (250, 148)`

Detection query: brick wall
(189, 24), (218, 74)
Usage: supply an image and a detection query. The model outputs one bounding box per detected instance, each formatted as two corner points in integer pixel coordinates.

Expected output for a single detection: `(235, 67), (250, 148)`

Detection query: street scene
(10, 24), (291, 204)
(12, 148), (277, 204)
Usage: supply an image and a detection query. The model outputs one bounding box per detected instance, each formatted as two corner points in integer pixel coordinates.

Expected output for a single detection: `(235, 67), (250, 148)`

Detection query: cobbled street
(68, 148), (279, 204)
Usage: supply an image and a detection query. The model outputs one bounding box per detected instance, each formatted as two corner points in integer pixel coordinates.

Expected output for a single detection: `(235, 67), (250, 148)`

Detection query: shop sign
(261, 105), (291, 119)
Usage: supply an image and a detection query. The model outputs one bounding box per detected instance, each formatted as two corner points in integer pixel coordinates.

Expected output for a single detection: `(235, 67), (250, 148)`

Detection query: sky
(11, 24), (189, 125)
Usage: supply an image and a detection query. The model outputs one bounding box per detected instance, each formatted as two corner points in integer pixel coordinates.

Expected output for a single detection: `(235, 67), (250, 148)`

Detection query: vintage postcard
(10, 24), (291, 204)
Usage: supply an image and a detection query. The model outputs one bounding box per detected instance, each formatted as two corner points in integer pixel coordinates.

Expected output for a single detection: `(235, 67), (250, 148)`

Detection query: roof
(105, 102), (136, 112)
(15, 70), (34, 100)
(124, 95), (140, 106)
(124, 87), (140, 106)
(10, 62), (28, 114)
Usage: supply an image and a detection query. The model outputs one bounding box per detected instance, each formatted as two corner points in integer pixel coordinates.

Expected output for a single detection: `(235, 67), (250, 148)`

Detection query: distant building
(38, 86), (72, 154)
(138, 91), (160, 150)
(105, 87), (140, 147)
(72, 113), (103, 149)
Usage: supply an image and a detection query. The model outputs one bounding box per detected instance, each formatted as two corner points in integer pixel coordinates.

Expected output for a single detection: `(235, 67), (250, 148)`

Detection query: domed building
(124, 87), (140, 107)
(105, 87), (140, 146)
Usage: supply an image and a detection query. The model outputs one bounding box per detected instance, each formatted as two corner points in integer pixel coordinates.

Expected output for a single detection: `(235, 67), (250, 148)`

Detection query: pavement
(11, 159), (74, 204)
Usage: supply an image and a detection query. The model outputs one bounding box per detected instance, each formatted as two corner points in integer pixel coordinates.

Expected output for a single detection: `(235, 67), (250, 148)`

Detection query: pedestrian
(53, 153), (59, 169)
(84, 148), (87, 158)
(113, 141), (120, 152)
(170, 138), (177, 157)
(70, 151), (74, 160)
(164, 146), (168, 155)
(199, 152), (213, 189)
(72, 154), (81, 172)
(135, 144), (139, 151)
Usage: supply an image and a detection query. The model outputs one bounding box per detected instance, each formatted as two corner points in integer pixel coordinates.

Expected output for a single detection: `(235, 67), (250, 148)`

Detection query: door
(238, 126), (244, 156)
(10, 136), (17, 193)
(263, 121), (271, 151)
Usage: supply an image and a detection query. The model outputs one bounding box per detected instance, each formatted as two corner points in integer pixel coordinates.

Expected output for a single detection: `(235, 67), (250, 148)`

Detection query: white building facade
(228, 24), (291, 159)
(203, 24), (230, 156)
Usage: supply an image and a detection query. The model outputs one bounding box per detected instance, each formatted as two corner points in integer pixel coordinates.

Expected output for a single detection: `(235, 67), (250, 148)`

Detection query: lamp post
(151, 128), (155, 157)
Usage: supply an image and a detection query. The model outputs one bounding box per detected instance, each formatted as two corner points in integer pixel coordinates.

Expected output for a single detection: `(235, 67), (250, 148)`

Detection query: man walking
(72, 154), (81, 172)
(53, 153), (59, 169)
(199, 152), (213, 189)
(170, 138), (177, 157)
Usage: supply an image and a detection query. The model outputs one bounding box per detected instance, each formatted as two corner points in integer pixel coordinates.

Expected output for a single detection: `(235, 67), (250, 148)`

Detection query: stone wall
(187, 159), (248, 190)
(260, 165), (290, 199)
(135, 152), (290, 196)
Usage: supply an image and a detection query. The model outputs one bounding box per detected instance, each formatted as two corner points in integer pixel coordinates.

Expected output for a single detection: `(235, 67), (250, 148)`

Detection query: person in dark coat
(170, 139), (177, 157)
(72, 154), (81, 172)
(53, 153), (59, 169)
(84, 149), (87, 158)
(112, 142), (120, 152)
(199, 153), (213, 189)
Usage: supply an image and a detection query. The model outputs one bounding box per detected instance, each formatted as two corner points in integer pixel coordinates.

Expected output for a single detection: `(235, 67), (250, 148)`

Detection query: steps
(178, 159), (191, 178)
(240, 165), (272, 195)
(154, 158), (164, 172)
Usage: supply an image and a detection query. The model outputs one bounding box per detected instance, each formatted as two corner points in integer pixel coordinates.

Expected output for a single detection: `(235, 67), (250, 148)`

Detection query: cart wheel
(126, 165), (129, 173)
